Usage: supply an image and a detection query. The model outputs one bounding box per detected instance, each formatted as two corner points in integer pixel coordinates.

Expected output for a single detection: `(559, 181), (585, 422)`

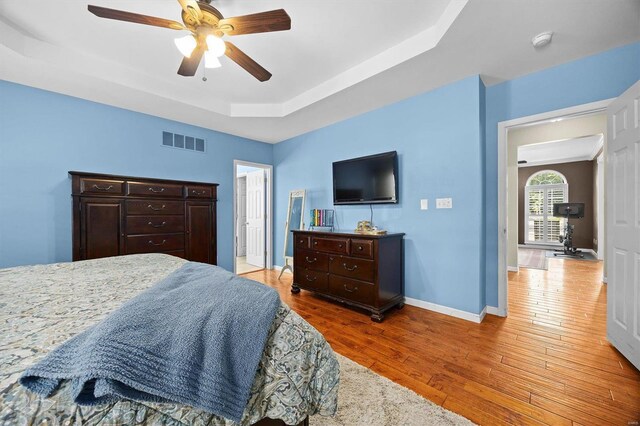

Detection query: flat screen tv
(333, 151), (399, 205)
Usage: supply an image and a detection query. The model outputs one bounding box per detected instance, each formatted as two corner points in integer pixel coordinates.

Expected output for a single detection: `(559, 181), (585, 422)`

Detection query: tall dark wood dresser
(70, 171), (218, 264)
(291, 230), (404, 322)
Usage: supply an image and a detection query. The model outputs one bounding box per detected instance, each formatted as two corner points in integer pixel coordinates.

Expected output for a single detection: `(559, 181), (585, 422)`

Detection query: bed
(0, 254), (339, 425)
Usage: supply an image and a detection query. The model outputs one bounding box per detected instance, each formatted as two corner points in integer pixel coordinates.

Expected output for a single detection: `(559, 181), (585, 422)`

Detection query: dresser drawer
(185, 185), (213, 199)
(127, 181), (183, 198)
(312, 236), (349, 254)
(295, 235), (311, 250)
(329, 255), (375, 282)
(126, 216), (184, 234)
(126, 200), (184, 215)
(329, 275), (375, 306)
(126, 234), (184, 254)
(295, 268), (329, 292)
(350, 239), (374, 259)
(80, 178), (124, 195)
(294, 249), (329, 272)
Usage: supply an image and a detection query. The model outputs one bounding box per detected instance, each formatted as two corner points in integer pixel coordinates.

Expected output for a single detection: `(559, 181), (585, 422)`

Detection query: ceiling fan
(87, 0), (291, 81)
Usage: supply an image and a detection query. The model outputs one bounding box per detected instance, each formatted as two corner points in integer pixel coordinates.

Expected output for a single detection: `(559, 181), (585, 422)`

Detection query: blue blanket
(20, 262), (281, 423)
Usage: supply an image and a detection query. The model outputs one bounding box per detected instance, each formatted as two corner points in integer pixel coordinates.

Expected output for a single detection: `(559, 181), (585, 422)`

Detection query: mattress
(0, 254), (339, 425)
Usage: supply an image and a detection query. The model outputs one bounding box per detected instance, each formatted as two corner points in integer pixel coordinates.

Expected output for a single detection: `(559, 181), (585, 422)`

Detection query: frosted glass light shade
(206, 35), (226, 57)
(174, 35), (197, 57)
(204, 51), (222, 68)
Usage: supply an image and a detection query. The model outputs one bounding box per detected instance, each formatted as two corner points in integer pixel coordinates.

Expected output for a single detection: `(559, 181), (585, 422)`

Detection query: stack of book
(310, 209), (334, 227)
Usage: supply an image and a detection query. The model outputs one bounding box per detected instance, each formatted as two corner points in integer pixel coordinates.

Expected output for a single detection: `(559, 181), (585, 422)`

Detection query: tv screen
(333, 151), (398, 205)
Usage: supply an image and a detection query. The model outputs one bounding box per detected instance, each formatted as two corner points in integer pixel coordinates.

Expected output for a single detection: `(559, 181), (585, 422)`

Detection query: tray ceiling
(1, 0), (639, 142)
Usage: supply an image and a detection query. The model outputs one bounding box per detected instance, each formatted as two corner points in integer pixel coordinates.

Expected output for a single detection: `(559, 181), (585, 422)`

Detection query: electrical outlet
(420, 199), (428, 210)
(436, 198), (453, 209)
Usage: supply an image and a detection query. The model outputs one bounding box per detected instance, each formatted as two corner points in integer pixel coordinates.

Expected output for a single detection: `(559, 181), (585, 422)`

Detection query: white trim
(486, 306), (501, 316)
(518, 155), (597, 168)
(602, 275), (607, 284)
(233, 160), (273, 274)
(405, 297), (486, 323)
(507, 266), (519, 272)
(497, 98), (613, 317)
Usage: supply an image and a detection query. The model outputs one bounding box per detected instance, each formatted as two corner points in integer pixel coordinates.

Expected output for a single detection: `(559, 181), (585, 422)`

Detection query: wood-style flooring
(244, 258), (640, 425)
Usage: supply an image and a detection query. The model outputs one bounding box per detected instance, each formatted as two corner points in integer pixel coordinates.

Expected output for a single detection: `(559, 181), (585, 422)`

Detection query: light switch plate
(436, 198), (453, 209)
(420, 199), (428, 210)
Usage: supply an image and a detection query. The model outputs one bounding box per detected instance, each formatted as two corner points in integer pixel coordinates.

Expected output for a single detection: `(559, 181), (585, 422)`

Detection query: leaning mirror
(279, 189), (305, 278)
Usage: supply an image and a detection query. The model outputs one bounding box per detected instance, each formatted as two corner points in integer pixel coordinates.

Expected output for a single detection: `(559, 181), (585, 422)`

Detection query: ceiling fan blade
(88, 5), (185, 30)
(177, 0), (203, 22)
(177, 40), (206, 76)
(218, 9), (291, 36)
(224, 42), (272, 82)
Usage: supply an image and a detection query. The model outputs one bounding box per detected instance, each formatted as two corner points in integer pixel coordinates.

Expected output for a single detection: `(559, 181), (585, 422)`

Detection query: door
(606, 80), (640, 370)
(81, 198), (123, 260)
(236, 176), (247, 256)
(186, 201), (213, 264)
(246, 169), (265, 268)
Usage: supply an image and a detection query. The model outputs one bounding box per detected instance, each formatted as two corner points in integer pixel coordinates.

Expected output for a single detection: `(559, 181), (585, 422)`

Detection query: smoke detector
(532, 31), (553, 48)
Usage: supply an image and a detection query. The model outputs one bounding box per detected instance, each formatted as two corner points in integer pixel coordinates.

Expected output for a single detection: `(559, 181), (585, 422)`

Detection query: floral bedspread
(0, 254), (339, 425)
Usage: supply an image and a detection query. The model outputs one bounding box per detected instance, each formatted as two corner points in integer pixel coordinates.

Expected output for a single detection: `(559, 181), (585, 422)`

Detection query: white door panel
(606, 80), (640, 370)
(236, 176), (247, 257)
(246, 170), (265, 268)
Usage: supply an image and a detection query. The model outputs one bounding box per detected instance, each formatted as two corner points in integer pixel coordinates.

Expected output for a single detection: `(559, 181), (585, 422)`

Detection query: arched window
(525, 170), (568, 244)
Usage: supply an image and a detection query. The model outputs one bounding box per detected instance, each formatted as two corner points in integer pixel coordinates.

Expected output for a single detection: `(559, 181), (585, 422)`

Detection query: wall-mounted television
(333, 151), (399, 205)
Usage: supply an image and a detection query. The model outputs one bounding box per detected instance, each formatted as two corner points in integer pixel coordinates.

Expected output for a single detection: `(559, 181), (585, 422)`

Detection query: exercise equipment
(553, 203), (585, 258)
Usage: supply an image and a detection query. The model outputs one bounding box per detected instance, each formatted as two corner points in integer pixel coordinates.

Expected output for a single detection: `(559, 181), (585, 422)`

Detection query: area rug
(517, 248), (548, 270)
(310, 354), (473, 426)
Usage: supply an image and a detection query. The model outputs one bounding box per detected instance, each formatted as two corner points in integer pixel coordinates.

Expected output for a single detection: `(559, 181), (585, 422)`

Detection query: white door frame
(233, 160), (273, 274)
(496, 99), (612, 316)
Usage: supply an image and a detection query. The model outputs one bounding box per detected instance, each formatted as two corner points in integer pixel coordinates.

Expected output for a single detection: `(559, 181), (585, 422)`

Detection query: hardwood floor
(245, 258), (640, 425)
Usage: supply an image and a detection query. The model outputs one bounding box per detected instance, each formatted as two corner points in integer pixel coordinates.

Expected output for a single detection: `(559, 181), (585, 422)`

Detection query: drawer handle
(305, 256), (317, 263)
(192, 190), (206, 195)
(148, 187), (165, 193)
(343, 284), (358, 293)
(314, 241), (318, 245)
(148, 221), (167, 228)
(343, 263), (358, 271)
(148, 239), (167, 246)
(92, 184), (113, 191)
(147, 204), (166, 211)
(358, 246), (364, 251)
(305, 274), (317, 282)
(299, 239), (305, 244)
(338, 244), (343, 248)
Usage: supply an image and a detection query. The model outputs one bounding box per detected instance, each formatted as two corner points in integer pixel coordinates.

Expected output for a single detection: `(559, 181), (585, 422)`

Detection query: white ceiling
(1, 0), (639, 143)
(518, 134), (604, 167)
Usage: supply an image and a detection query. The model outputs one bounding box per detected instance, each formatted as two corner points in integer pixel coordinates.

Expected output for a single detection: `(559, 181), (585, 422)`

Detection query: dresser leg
(396, 302), (405, 309)
(291, 284), (301, 294)
(370, 312), (384, 322)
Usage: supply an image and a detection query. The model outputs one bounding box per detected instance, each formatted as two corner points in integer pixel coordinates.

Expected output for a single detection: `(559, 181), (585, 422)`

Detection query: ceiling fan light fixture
(174, 35), (197, 57)
(206, 34), (226, 57)
(204, 51), (222, 69)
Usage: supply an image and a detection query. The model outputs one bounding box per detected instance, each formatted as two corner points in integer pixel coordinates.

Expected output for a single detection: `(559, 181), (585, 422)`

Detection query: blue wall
(484, 41), (640, 307)
(0, 81), (273, 270)
(274, 76), (486, 314)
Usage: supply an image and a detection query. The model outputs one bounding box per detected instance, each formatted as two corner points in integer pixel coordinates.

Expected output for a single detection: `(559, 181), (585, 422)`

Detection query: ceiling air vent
(162, 131), (205, 153)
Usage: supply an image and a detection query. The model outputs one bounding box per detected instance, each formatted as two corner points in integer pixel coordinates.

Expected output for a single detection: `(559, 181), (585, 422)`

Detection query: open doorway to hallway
(514, 122), (605, 272)
(233, 161), (273, 275)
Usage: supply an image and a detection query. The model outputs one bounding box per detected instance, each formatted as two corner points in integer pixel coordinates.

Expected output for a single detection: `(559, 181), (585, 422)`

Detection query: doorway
(233, 160), (273, 275)
(496, 99), (611, 316)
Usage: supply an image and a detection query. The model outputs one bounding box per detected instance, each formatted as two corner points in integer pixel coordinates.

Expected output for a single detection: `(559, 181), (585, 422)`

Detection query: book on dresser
(70, 171), (218, 264)
(291, 229), (404, 322)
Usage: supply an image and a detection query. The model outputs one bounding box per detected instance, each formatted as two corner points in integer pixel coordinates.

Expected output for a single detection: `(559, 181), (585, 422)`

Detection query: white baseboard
(405, 297), (486, 323)
(485, 306), (501, 316)
(272, 265), (292, 274)
(507, 266), (519, 272)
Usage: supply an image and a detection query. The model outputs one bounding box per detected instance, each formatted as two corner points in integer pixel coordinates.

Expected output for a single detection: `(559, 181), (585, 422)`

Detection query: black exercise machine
(553, 202), (585, 258)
